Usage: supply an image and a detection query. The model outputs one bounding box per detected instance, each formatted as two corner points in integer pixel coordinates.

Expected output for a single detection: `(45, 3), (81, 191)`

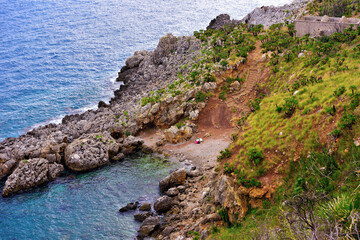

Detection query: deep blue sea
(0, 0), (291, 239)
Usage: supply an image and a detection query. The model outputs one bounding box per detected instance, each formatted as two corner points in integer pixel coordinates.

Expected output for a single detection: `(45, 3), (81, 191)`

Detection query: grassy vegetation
(307, 0), (360, 17)
(136, 23), (257, 115)
(211, 20), (360, 239)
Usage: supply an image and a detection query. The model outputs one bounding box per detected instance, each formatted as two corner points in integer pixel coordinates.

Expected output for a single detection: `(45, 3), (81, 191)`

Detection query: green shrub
(333, 86), (346, 97)
(339, 113), (356, 129)
(235, 169), (262, 188)
(246, 148), (263, 165)
(204, 72), (216, 82)
(223, 163), (235, 174)
(188, 231), (200, 240)
(249, 24), (264, 36)
(320, 194), (360, 224)
(220, 60), (229, 67)
(325, 105), (336, 116)
(293, 176), (307, 195)
(218, 148), (231, 161)
(329, 129), (341, 138)
(276, 97), (298, 117)
(125, 130), (131, 137)
(195, 91), (206, 102)
(211, 225), (220, 234)
(262, 199), (271, 209)
(249, 98), (262, 112)
(349, 93), (360, 110)
(175, 121), (185, 129)
(218, 208), (231, 227)
(219, 91), (226, 100)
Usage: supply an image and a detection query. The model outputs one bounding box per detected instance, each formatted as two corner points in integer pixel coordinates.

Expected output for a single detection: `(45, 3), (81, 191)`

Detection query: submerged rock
(119, 201), (139, 212)
(139, 203), (151, 211)
(2, 158), (63, 197)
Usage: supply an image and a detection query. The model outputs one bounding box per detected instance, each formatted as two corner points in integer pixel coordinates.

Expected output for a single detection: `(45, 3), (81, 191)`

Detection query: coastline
(0, 0), (307, 239)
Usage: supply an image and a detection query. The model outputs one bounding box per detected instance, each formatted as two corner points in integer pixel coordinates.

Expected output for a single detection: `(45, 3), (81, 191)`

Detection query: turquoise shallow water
(0, 154), (177, 239)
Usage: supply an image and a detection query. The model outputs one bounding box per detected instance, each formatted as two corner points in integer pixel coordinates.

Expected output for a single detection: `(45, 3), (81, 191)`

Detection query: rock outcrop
(241, 0), (308, 27)
(2, 158), (63, 197)
(154, 195), (174, 214)
(0, 154), (16, 178)
(137, 216), (161, 239)
(207, 175), (248, 223)
(64, 133), (119, 171)
(164, 125), (194, 144)
(207, 14), (240, 30)
(159, 168), (187, 193)
(134, 212), (154, 222)
(120, 136), (144, 155)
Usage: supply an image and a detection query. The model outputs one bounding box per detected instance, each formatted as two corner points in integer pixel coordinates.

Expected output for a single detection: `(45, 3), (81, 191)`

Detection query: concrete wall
(294, 16), (360, 37)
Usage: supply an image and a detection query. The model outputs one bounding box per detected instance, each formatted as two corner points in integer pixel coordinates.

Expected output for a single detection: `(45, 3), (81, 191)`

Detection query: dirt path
(141, 41), (266, 169)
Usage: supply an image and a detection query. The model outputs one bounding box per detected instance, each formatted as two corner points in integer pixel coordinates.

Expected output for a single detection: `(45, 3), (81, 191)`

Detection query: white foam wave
(25, 75), (123, 133)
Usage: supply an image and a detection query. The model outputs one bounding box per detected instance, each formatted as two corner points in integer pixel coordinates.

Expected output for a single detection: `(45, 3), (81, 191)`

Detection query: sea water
(0, 154), (177, 239)
(0, 0), (292, 238)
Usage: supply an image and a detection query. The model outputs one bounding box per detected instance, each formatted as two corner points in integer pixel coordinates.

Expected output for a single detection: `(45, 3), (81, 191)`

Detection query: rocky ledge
(241, 0), (308, 27)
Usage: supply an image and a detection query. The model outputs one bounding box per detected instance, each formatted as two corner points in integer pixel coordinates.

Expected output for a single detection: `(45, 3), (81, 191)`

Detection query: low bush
(339, 113), (356, 129)
(195, 91), (206, 102)
(218, 148), (231, 161)
(246, 148), (263, 166)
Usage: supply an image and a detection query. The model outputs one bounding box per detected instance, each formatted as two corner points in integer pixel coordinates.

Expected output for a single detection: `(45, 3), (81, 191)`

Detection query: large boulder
(64, 133), (119, 171)
(0, 153), (16, 178)
(125, 50), (147, 69)
(2, 158), (63, 197)
(154, 196), (173, 214)
(159, 168), (187, 193)
(138, 216), (161, 238)
(120, 136), (144, 155)
(207, 14), (234, 30)
(134, 212), (154, 222)
(164, 126), (193, 144)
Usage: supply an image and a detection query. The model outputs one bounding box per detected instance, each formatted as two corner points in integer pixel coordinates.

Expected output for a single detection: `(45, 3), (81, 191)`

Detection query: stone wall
(295, 15), (360, 37)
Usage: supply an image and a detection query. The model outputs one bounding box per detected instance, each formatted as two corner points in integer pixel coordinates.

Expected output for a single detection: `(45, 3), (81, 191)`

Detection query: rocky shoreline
(0, 32), (208, 196)
(0, 0), (307, 238)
